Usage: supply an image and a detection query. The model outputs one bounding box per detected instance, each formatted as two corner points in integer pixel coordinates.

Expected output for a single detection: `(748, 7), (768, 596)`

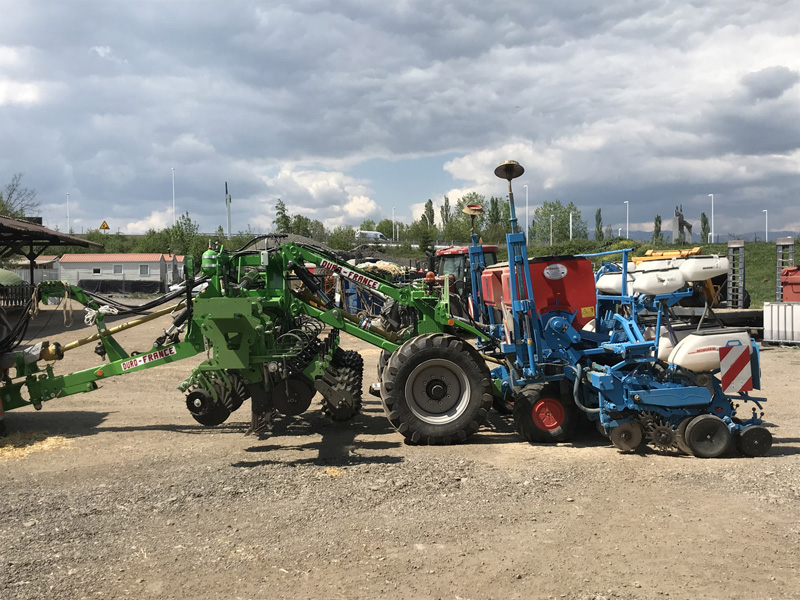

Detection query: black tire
(736, 425), (772, 457)
(675, 417), (694, 455)
(380, 333), (492, 444)
(333, 347), (364, 372)
(685, 414), (731, 458)
(513, 382), (577, 443)
(321, 365), (363, 422)
(192, 403), (231, 426)
(377, 350), (392, 380)
(186, 388), (232, 426)
(492, 394), (515, 415)
(460, 342), (511, 415)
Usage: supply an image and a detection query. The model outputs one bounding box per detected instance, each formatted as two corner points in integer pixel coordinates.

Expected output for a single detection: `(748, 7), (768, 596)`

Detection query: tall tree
(359, 219), (376, 231)
(595, 208), (604, 241)
(375, 218), (393, 239)
(700, 212), (710, 243)
(443, 192), (486, 242)
(309, 219), (326, 242)
(327, 226), (355, 250)
(487, 197), (503, 226)
(417, 220), (435, 255)
(531, 200), (588, 245)
(652, 215), (663, 244)
(439, 196), (452, 227)
(291, 214), (312, 237)
(423, 199), (435, 228)
(273, 199), (291, 233)
(166, 212), (201, 256)
(0, 172), (38, 218)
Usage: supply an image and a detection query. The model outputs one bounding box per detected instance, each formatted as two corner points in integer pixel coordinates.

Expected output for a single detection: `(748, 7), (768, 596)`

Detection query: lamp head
(494, 160), (525, 181)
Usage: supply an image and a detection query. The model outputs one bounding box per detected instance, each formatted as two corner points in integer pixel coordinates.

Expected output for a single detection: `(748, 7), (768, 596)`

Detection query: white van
(355, 230), (390, 243)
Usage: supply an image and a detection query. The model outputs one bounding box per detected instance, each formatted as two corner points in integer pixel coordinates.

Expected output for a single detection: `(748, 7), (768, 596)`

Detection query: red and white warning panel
(719, 344), (754, 394)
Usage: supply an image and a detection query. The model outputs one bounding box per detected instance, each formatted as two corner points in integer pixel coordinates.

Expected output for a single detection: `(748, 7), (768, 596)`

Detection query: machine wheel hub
(531, 398), (565, 431)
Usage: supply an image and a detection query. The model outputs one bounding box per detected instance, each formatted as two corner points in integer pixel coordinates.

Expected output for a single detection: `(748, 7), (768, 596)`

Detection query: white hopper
(668, 329), (751, 372)
(634, 258), (683, 272)
(643, 325), (699, 361)
(596, 271), (636, 294)
(678, 255), (729, 282)
(632, 268), (685, 295)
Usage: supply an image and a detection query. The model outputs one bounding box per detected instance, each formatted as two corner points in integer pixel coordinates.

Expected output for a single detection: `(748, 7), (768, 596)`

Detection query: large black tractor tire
(380, 333), (492, 445)
(513, 382), (578, 444)
(460, 342), (512, 415)
(377, 349), (392, 380)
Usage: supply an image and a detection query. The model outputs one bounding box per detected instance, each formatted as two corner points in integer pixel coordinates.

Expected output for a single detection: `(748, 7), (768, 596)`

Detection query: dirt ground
(1, 305), (799, 600)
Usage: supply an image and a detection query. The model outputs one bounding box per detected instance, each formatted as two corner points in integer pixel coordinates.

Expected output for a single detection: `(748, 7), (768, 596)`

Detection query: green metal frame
(1, 240), (488, 416)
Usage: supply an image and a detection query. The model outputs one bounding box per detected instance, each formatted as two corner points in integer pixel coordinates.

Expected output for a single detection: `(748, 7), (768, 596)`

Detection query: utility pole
(225, 182), (232, 239)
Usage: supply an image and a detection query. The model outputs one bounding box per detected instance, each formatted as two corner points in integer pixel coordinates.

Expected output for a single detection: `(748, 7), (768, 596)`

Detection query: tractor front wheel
(380, 333), (492, 445)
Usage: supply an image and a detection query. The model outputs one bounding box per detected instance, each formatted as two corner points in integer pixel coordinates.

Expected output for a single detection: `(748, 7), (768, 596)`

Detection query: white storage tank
(763, 302), (800, 343)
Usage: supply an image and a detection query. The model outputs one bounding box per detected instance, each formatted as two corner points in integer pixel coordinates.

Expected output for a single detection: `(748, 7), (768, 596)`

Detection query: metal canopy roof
(0, 215), (101, 282)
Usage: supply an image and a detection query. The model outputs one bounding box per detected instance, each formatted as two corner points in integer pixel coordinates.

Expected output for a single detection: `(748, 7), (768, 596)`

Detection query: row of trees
(270, 194), (592, 251)
(0, 172), (721, 259)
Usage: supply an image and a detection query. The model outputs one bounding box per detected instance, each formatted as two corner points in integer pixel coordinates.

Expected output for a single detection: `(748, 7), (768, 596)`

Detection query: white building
(58, 253), (185, 293)
(8, 254), (59, 284)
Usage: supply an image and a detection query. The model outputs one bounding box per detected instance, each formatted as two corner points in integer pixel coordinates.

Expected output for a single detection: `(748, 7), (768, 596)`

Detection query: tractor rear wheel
(513, 382), (577, 443)
(380, 333), (492, 444)
(377, 350), (391, 380)
(685, 414), (731, 458)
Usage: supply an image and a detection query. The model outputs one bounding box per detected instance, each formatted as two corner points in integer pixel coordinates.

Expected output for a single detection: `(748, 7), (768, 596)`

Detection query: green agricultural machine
(0, 236), (493, 444)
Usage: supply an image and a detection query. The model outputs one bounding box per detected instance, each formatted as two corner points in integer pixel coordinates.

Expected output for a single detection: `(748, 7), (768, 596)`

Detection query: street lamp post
(569, 211), (573, 240)
(624, 200), (629, 239)
(763, 209), (768, 242)
(618, 227), (622, 237)
(708, 194), (714, 243)
(66, 192), (70, 233)
(524, 184), (528, 238)
(392, 206), (396, 241)
(171, 167), (176, 226)
(550, 215), (554, 246)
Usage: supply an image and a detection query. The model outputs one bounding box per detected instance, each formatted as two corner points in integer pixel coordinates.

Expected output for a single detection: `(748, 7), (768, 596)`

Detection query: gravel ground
(1, 306), (799, 600)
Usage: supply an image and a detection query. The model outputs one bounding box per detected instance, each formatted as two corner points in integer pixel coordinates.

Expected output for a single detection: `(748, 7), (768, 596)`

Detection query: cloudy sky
(1, 0), (799, 238)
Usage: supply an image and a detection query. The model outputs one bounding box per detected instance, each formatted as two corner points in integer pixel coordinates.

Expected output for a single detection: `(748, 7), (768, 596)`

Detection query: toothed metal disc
(649, 424), (676, 452)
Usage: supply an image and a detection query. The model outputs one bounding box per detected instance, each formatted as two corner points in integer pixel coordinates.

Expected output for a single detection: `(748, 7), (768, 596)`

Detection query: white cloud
(0, 80), (41, 105)
(90, 45), (112, 59)
(125, 209), (173, 234)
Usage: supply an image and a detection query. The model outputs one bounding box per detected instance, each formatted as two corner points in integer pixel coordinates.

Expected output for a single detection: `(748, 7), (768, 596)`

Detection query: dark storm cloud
(741, 66), (800, 101)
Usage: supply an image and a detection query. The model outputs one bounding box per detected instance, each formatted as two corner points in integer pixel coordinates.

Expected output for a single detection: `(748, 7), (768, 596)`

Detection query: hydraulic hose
(564, 363), (600, 414)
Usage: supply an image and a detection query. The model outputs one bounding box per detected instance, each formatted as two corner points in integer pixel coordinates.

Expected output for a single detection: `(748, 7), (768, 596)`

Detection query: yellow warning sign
(99, 221), (110, 230)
